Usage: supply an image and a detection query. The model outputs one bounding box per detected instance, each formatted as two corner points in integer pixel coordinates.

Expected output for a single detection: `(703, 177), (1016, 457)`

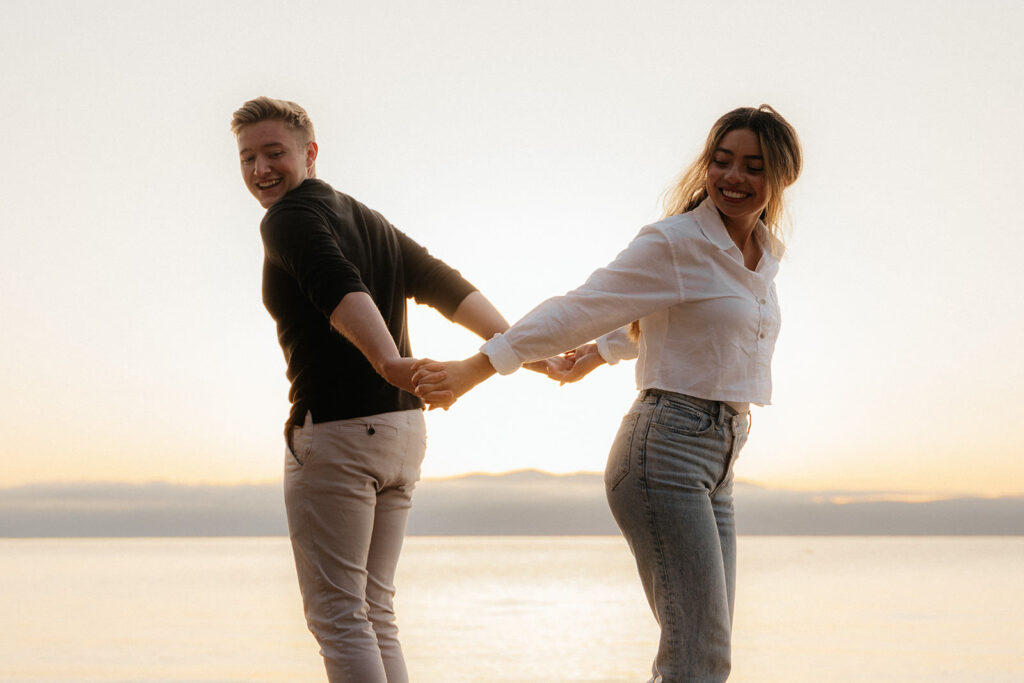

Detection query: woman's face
(705, 128), (769, 230)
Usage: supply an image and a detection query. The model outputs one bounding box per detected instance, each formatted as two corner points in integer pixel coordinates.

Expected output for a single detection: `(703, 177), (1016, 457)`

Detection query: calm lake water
(1, 536), (1021, 682)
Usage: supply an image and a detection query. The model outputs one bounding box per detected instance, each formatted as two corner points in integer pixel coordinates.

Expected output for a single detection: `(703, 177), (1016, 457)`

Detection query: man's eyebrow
(238, 141), (286, 155)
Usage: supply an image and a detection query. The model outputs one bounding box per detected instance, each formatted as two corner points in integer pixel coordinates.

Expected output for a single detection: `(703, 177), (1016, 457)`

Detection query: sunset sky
(2, 0), (1022, 497)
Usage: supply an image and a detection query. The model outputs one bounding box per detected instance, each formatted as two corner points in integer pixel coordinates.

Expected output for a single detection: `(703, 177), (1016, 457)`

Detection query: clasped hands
(408, 343), (606, 411)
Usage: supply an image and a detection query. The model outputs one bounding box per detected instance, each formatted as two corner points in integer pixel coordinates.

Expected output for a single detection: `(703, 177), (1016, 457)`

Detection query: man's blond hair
(230, 96), (316, 144)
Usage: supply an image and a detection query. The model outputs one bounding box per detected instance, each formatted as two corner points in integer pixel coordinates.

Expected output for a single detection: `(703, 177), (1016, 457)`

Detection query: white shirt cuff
(479, 333), (522, 375)
(596, 334), (620, 365)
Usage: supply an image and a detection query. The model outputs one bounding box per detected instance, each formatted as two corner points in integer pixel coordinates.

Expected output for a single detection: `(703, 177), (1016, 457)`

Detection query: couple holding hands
(233, 96), (801, 683)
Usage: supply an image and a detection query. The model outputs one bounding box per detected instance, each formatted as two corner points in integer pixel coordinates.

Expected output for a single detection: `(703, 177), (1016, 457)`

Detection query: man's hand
(411, 353), (496, 410)
(381, 356), (454, 406)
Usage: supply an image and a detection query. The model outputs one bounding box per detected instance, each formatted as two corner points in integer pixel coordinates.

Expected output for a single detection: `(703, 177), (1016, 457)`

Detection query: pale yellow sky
(1, 0), (1022, 496)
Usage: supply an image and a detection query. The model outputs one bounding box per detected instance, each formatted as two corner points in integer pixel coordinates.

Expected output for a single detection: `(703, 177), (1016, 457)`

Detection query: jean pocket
(651, 398), (714, 436)
(606, 412), (641, 491)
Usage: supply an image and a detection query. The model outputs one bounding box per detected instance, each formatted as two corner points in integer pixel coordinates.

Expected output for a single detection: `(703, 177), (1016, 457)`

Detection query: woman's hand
(411, 353), (497, 410)
(523, 355), (575, 381)
(558, 343), (606, 383)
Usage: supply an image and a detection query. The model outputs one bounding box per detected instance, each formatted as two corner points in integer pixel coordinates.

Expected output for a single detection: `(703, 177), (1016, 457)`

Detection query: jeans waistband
(640, 388), (748, 420)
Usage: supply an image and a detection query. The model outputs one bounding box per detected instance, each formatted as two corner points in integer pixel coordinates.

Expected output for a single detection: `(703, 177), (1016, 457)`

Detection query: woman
(413, 105), (802, 681)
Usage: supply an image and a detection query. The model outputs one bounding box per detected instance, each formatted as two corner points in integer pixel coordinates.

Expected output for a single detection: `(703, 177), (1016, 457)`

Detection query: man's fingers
(412, 369), (446, 385)
(423, 390), (455, 411)
(412, 364), (446, 378)
(411, 359), (445, 374)
(421, 389), (453, 403)
(414, 382), (437, 397)
(414, 377), (454, 396)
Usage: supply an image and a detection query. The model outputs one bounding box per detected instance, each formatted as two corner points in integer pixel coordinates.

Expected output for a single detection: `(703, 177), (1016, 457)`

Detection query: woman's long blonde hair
(629, 105), (802, 340)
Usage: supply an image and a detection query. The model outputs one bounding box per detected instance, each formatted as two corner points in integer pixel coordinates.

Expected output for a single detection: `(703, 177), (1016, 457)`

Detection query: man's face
(237, 120), (317, 209)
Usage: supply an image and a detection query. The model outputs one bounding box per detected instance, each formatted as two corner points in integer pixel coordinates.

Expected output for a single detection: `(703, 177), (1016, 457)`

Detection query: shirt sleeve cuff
(480, 333), (522, 375)
(597, 325), (638, 364)
(596, 334), (620, 365)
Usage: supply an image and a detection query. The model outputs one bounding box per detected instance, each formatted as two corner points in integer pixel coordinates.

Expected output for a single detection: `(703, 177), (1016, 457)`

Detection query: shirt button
(759, 333), (765, 339)
(759, 298), (766, 304)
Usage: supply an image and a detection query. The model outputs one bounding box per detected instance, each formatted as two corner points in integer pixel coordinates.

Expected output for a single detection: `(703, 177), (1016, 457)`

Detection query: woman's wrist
(467, 352), (498, 385)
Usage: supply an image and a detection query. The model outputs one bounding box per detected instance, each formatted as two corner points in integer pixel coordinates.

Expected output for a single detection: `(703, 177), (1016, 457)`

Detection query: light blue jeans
(284, 409), (426, 683)
(605, 389), (749, 683)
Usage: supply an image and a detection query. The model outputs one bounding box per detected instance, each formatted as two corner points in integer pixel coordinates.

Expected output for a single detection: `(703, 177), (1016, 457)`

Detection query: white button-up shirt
(480, 197), (783, 405)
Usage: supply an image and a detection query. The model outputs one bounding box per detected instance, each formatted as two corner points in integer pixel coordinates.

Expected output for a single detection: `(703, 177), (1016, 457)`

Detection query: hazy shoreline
(3, 471), (1022, 538)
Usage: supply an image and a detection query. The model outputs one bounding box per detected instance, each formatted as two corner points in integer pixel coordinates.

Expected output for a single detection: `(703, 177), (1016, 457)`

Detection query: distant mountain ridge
(2, 471), (1022, 537)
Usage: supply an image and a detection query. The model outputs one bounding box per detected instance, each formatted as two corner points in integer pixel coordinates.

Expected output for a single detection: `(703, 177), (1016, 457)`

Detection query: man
(231, 96), (523, 682)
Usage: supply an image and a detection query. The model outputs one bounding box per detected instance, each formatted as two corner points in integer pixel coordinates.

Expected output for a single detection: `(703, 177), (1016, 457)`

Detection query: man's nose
(254, 156), (271, 175)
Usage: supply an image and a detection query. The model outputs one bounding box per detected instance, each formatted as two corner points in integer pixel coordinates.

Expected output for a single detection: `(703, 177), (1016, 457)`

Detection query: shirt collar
(694, 197), (784, 271)
(694, 197), (737, 251)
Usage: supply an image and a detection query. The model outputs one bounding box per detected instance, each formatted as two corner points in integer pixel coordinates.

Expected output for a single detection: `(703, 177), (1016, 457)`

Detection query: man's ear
(305, 141), (319, 176)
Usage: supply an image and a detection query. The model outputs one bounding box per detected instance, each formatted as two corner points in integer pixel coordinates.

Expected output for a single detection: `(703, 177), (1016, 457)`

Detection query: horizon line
(1, 470), (1022, 501)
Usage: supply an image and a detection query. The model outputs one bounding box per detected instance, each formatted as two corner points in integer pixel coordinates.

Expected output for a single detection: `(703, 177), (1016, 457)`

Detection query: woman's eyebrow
(713, 147), (763, 160)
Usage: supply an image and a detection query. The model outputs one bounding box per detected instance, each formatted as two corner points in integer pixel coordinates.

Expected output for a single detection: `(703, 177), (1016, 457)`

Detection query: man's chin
(253, 191), (279, 209)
